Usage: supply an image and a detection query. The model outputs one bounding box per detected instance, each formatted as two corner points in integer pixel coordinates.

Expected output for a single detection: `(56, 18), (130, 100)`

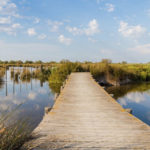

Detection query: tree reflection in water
(105, 82), (150, 126)
(105, 83), (150, 99)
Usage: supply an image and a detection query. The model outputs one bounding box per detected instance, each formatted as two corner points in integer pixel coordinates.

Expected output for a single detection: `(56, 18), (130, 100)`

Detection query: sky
(0, 0), (150, 62)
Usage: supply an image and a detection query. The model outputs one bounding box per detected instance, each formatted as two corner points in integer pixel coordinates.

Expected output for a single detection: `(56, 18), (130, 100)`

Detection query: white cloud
(12, 23), (21, 29)
(48, 20), (63, 32)
(0, 26), (12, 34)
(0, 1), (21, 35)
(66, 19), (100, 36)
(58, 35), (72, 45)
(0, 23), (21, 35)
(38, 34), (47, 40)
(118, 21), (146, 38)
(105, 3), (115, 12)
(129, 44), (150, 54)
(66, 26), (82, 35)
(27, 28), (36, 36)
(85, 19), (100, 35)
(0, 0), (18, 17)
(0, 17), (11, 24)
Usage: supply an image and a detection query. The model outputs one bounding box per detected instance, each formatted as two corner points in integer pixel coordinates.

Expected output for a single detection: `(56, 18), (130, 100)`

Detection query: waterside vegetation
(1, 59), (150, 149)
(0, 111), (31, 150)
(1, 59), (150, 86)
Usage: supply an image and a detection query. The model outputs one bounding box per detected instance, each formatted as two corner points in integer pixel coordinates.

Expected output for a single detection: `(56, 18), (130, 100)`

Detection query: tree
(16, 60), (23, 64)
(60, 59), (70, 64)
(101, 59), (112, 64)
(35, 60), (43, 64)
(122, 61), (127, 64)
(9, 60), (16, 64)
(25, 60), (33, 64)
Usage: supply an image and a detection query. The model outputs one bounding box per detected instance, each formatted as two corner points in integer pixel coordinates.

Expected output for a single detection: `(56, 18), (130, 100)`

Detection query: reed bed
(0, 110), (31, 150)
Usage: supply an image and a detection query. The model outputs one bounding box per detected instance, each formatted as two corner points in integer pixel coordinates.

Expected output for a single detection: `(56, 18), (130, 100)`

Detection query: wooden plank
(23, 73), (150, 150)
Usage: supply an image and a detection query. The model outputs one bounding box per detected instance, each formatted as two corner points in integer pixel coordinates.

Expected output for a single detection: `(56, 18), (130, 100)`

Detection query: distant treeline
(0, 60), (48, 64)
(0, 59), (130, 65)
(1, 59), (150, 87)
(48, 59), (150, 87)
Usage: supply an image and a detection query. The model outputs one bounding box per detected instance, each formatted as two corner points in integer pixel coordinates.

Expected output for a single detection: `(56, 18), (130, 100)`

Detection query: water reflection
(49, 83), (62, 94)
(0, 80), (4, 89)
(0, 67), (54, 130)
(105, 83), (150, 125)
(0, 67), (5, 89)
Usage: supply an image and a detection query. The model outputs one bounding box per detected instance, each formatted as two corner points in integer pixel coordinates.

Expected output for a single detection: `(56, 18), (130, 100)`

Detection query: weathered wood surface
(24, 73), (150, 150)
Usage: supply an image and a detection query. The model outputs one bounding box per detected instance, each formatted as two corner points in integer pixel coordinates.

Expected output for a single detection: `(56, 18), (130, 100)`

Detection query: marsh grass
(89, 63), (150, 84)
(0, 68), (5, 79)
(0, 121), (31, 150)
(20, 68), (31, 81)
(0, 107), (32, 150)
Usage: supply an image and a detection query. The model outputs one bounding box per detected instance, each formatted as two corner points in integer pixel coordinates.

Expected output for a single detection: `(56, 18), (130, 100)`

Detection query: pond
(1, 67), (150, 130)
(0, 67), (58, 130)
(105, 83), (150, 126)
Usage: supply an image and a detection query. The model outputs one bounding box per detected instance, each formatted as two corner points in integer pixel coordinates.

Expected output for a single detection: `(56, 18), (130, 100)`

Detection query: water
(2, 67), (150, 129)
(0, 67), (55, 130)
(105, 83), (150, 126)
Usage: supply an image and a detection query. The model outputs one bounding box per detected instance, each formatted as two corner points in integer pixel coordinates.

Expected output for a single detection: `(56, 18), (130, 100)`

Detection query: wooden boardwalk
(24, 73), (150, 150)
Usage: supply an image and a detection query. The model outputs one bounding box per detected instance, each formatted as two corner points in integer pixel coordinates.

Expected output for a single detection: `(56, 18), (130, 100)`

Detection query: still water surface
(106, 83), (150, 126)
(0, 67), (55, 130)
(1, 68), (150, 129)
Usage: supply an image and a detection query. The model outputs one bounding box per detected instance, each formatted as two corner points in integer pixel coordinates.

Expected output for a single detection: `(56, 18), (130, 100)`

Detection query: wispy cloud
(38, 33), (47, 40)
(58, 35), (72, 45)
(0, 23), (21, 35)
(118, 21), (146, 38)
(105, 3), (115, 12)
(27, 28), (37, 36)
(129, 44), (150, 54)
(34, 17), (40, 24)
(0, 16), (11, 24)
(66, 26), (82, 36)
(48, 20), (63, 32)
(66, 19), (100, 36)
(12, 23), (21, 29)
(0, 0), (19, 17)
(0, 0), (22, 35)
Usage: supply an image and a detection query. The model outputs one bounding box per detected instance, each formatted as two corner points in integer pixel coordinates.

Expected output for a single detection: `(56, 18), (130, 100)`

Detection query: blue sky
(1, 0), (150, 62)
